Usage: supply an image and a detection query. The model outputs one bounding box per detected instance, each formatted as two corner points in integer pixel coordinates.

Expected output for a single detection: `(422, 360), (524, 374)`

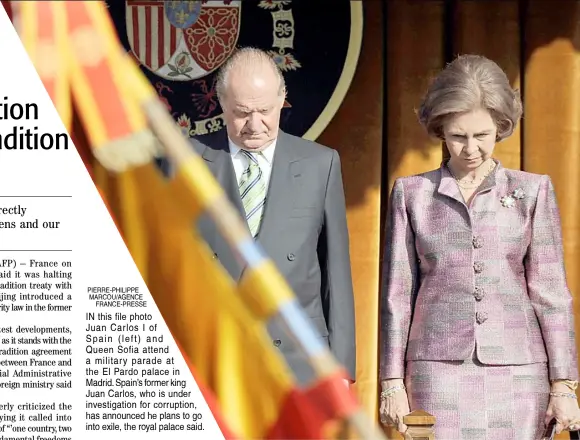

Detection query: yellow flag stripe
(18, 3), (38, 66)
(64, 4), (108, 148)
(86, 1), (148, 133)
(128, 164), (295, 437)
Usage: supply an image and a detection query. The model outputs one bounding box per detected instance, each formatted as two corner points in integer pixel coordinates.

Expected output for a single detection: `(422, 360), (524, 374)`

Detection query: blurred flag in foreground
(7, 1), (384, 438)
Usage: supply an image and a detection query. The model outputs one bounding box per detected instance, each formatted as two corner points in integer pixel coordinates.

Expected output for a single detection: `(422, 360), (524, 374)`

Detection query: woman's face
(442, 108), (497, 172)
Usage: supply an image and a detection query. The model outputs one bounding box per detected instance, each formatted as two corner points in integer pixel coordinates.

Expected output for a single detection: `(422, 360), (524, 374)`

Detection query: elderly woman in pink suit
(379, 54), (580, 440)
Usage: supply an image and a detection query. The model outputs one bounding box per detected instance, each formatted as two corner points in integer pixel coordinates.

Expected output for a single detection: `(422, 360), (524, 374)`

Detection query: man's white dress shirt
(228, 138), (276, 188)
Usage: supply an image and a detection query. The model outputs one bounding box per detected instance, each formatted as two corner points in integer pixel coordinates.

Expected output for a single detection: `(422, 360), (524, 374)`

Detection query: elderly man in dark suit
(191, 47), (355, 386)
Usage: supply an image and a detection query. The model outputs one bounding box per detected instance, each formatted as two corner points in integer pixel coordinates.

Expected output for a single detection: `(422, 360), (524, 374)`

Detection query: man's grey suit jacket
(191, 129), (356, 382)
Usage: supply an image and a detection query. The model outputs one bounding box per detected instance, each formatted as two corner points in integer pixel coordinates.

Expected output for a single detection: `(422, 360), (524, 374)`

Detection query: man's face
(220, 67), (285, 151)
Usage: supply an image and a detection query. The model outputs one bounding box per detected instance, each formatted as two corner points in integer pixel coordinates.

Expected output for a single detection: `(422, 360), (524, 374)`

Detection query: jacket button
(474, 286), (485, 301)
(476, 312), (488, 324)
(273, 339), (281, 347)
(473, 261), (485, 274)
(472, 236), (484, 249)
(212, 253), (218, 260)
(287, 253), (295, 261)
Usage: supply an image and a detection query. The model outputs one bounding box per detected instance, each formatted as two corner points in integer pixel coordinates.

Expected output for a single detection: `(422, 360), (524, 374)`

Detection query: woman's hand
(379, 379), (411, 434)
(545, 382), (580, 434)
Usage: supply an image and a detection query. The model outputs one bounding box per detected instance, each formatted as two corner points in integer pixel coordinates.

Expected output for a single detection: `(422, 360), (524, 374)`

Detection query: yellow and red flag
(7, 1), (382, 438)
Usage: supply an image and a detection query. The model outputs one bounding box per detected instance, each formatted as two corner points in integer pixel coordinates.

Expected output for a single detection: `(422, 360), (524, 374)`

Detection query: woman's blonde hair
(417, 54), (522, 141)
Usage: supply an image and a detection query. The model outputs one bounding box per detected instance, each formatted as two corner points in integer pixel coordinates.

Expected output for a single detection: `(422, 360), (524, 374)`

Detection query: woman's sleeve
(379, 178), (420, 380)
(526, 175), (578, 381)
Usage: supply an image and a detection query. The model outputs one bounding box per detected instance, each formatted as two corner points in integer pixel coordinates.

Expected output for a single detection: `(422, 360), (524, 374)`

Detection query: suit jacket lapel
(437, 163), (465, 205)
(257, 131), (298, 255)
(199, 134), (248, 280)
(201, 138), (246, 220)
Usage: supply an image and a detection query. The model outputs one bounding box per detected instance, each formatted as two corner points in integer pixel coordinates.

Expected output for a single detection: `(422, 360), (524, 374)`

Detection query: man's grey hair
(215, 47), (286, 103)
(417, 54), (523, 141)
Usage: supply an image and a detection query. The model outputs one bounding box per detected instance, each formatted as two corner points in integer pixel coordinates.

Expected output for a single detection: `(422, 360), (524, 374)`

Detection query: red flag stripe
(66, 2), (135, 143)
(170, 18), (177, 58)
(144, 5), (151, 68)
(35, 2), (57, 103)
(157, 6), (164, 68)
(132, 7), (140, 59)
(2, 0), (11, 20)
(130, 3), (178, 71)
(20, 2), (72, 129)
(266, 370), (360, 439)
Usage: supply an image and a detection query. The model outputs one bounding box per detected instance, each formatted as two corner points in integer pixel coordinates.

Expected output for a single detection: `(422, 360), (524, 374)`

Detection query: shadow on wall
(317, 0), (383, 211)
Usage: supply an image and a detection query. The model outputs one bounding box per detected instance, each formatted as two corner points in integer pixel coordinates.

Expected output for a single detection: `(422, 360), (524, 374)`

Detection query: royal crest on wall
(107, 0), (363, 141)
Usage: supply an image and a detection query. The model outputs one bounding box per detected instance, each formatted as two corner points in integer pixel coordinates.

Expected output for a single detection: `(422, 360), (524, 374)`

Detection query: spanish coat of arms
(107, 0), (363, 142)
